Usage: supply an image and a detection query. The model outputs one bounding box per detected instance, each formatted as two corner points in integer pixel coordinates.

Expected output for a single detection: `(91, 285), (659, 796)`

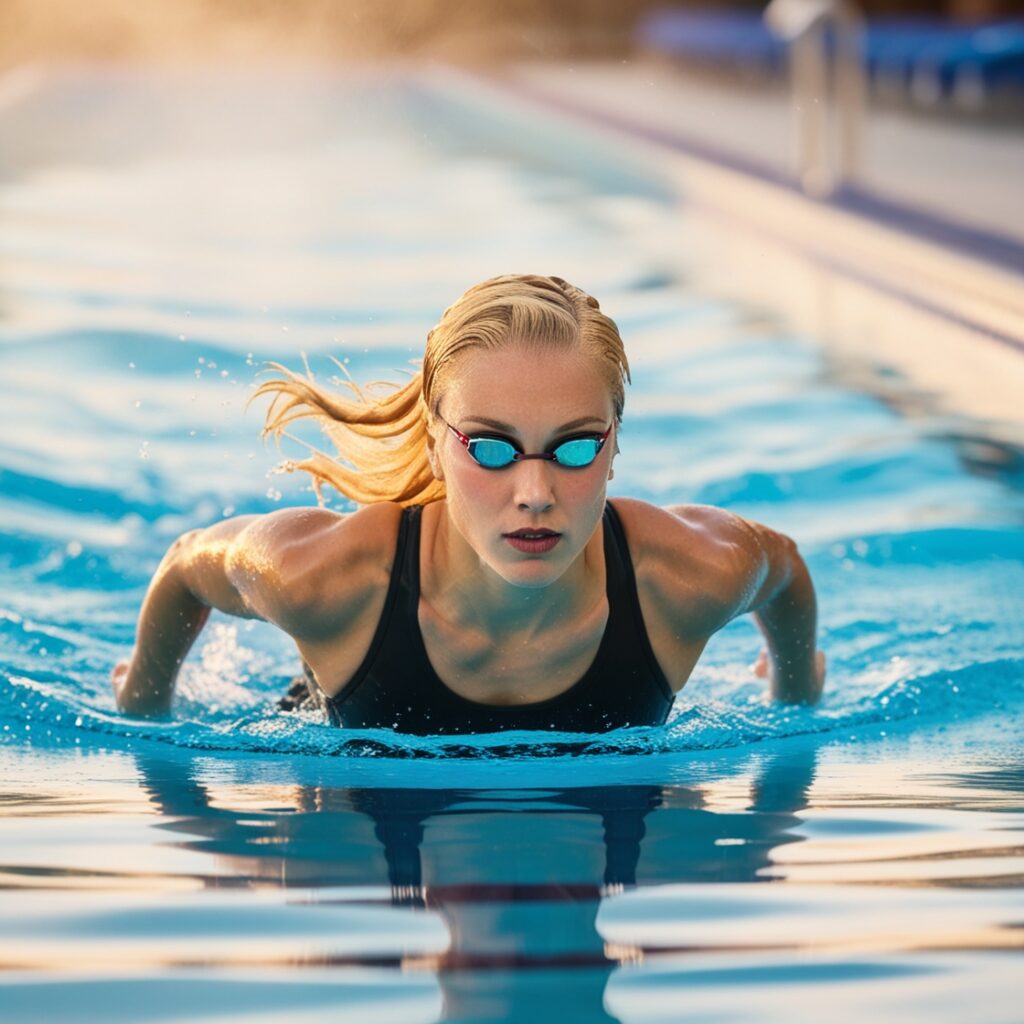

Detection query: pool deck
(464, 59), (1024, 433)
(505, 60), (1024, 265)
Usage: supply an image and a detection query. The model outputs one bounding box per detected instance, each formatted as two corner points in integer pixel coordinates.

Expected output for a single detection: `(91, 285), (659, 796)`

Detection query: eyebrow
(461, 416), (607, 435)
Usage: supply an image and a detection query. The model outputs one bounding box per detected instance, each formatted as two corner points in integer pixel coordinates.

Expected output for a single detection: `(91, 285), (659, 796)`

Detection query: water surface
(1, 67), (1022, 1023)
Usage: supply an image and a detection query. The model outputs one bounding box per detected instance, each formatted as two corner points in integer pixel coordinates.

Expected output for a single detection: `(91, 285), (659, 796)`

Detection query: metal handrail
(765, 0), (867, 197)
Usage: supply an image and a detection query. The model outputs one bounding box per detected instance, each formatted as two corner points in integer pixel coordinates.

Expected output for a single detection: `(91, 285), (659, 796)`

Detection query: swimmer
(112, 274), (825, 734)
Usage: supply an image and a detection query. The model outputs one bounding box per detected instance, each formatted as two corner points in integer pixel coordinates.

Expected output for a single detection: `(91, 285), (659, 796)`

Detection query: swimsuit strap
(603, 500), (674, 703)
(319, 504), (420, 717)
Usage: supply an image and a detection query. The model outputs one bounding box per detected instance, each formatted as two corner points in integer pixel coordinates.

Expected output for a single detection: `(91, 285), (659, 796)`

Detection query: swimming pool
(2, 66), (1023, 1022)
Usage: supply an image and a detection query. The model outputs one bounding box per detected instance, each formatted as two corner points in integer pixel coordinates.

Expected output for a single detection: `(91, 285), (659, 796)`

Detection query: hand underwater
(111, 659), (130, 704)
(753, 647), (826, 704)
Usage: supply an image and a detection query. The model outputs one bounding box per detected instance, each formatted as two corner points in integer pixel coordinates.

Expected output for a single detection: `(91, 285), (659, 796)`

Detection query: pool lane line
(460, 70), (1024, 361)
(672, 191), (1024, 360)
(499, 73), (1024, 278)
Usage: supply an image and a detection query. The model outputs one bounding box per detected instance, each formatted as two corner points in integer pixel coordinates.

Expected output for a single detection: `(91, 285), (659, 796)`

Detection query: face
(429, 343), (617, 589)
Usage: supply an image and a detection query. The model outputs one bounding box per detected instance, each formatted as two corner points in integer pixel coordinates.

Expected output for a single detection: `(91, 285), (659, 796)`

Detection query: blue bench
(635, 9), (787, 74)
(636, 8), (1024, 102)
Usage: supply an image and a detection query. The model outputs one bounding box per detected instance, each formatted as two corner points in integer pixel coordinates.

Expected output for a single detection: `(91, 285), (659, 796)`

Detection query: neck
(424, 505), (600, 641)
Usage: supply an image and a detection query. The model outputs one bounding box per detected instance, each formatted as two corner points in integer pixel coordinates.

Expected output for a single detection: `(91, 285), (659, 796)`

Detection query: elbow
(764, 531), (809, 602)
(155, 530), (203, 590)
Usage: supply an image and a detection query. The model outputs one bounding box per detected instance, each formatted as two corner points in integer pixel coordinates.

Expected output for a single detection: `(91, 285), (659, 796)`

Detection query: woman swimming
(112, 274), (825, 734)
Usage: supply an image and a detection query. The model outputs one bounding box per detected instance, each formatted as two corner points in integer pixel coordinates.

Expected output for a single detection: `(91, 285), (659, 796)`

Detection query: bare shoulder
(226, 502), (403, 638)
(609, 498), (767, 637)
(609, 498), (762, 565)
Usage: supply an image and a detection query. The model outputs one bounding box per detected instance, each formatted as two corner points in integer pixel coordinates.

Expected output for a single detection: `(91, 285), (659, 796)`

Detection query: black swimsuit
(287, 501), (674, 735)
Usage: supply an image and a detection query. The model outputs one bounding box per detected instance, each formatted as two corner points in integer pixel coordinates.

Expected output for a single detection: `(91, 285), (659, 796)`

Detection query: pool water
(1, 67), (1023, 1023)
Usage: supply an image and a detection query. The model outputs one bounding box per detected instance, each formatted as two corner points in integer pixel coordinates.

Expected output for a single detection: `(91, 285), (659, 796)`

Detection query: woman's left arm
(732, 518), (825, 704)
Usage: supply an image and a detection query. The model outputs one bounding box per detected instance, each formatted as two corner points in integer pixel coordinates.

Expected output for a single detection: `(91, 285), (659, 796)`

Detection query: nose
(513, 457), (556, 514)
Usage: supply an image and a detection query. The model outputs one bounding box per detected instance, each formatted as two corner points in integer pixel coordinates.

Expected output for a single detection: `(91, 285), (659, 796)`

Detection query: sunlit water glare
(1, 67), (1022, 1023)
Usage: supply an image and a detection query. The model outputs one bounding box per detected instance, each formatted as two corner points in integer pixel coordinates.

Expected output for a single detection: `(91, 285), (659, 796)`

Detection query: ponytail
(254, 362), (445, 507)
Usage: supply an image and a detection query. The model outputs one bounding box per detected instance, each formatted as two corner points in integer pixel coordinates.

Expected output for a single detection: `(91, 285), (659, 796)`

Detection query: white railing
(765, 0), (867, 197)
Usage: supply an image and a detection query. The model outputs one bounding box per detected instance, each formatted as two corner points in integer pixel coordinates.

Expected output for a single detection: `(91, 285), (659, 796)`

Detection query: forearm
(752, 549), (821, 704)
(116, 542), (212, 715)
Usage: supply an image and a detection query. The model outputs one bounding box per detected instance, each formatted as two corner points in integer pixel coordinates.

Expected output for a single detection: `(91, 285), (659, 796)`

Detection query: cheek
(444, 460), (505, 524)
(560, 458), (611, 500)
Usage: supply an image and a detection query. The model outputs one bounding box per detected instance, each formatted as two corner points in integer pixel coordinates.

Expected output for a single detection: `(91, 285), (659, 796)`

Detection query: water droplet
(222, 506), (235, 517)
(265, 487), (282, 501)
(66, 540), (82, 557)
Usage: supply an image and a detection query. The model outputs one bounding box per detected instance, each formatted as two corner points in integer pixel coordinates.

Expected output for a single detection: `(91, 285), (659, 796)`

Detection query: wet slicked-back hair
(255, 274), (630, 507)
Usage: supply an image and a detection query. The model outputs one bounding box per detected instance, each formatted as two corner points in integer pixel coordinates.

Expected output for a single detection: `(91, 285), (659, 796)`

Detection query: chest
(305, 508), (707, 703)
(416, 596), (610, 705)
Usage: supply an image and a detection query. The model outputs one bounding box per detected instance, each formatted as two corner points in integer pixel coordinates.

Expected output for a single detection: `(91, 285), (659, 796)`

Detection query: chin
(490, 554), (569, 590)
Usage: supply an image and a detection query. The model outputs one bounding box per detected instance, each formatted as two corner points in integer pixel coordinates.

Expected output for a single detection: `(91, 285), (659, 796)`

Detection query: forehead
(445, 345), (613, 429)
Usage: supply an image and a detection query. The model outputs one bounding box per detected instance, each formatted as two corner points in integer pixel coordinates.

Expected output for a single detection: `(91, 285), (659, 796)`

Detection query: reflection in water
(131, 751), (816, 1022)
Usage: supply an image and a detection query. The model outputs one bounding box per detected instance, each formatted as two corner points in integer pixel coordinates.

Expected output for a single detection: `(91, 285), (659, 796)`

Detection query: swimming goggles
(441, 418), (612, 469)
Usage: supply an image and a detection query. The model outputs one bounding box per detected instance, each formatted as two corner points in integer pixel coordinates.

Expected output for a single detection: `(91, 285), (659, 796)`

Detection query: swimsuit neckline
(410, 503), (615, 713)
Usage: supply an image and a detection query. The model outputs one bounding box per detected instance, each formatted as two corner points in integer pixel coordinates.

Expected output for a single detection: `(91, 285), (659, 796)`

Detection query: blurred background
(2, 10), (1023, 1021)
(1, 0), (1022, 65)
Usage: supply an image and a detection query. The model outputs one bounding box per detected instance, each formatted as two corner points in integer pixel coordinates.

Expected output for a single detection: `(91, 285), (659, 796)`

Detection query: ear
(425, 428), (444, 481)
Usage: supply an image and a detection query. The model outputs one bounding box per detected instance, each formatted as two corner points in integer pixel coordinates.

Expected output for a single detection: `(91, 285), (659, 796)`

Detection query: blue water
(1, 67), (1023, 1023)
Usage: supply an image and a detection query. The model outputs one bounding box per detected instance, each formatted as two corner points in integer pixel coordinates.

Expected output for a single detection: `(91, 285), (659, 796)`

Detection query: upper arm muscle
(221, 504), (397, 642)
(170, 508), (358, 637)
(222, 508), (350, 636)
(625, 501), (793, 641)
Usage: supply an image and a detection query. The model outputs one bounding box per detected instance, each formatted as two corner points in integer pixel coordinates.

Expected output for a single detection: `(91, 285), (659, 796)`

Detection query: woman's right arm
(113, 507), (357, 716)
(112, 516), (263, 715)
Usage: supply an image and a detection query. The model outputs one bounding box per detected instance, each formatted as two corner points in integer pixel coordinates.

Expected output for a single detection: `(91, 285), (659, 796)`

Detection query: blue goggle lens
(552, 438), (601, 467)
(470, 438), (519, 468)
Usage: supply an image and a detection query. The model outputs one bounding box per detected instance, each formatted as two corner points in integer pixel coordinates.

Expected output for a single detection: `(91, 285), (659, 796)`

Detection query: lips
(503, 528), (562, 555)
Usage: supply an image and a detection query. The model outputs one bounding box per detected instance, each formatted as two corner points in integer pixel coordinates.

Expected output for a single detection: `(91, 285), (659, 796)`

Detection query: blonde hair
(255, 274), (631, 507)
